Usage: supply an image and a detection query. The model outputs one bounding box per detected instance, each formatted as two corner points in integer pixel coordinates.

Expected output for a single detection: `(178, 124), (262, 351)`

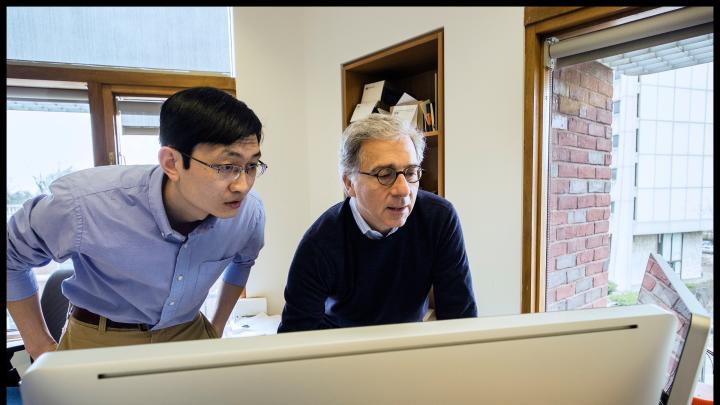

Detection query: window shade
(547, 7), (713, 70)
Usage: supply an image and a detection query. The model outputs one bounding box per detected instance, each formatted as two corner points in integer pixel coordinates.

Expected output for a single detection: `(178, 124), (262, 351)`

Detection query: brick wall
(547, 62), (613, 311)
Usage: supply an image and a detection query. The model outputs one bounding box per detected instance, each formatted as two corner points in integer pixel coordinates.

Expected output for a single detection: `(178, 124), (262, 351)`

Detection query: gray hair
(339, 113), (426, 178)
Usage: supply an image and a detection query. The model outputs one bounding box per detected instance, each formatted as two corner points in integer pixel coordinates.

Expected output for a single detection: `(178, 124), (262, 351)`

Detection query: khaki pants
(56, 312), (219, 351)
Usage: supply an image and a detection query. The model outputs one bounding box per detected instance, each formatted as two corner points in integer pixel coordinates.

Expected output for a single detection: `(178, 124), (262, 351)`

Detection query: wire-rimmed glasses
(178, 151), (267, 181)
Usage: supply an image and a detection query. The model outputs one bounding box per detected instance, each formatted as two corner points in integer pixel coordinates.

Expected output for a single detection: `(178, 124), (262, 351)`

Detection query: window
(634, 163), (639, 187)
(658, 233), (685, 276)
(633, 197), (637, 220)
(6, 88), (95, 296)
(524, 6), (713, 386)
(115, 96), (164, 165)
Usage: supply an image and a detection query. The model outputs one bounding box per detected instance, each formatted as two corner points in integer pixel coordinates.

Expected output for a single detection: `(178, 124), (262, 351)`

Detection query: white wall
(234, 7), (525, 316)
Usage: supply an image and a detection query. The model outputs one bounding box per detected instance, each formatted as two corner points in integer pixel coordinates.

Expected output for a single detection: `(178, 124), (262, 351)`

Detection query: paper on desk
(223, 312), (281, 338)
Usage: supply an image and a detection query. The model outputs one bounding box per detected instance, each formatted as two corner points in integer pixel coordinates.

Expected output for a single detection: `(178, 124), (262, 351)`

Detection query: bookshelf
(341, 29), (444, 196)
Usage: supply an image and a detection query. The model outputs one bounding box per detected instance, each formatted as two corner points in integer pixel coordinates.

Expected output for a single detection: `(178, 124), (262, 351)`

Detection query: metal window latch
(544, 37), (559, 69)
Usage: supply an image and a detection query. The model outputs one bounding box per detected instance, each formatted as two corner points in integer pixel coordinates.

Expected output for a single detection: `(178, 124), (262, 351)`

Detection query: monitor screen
(637, 252), (711, 405)
(20, 305), (676, 405)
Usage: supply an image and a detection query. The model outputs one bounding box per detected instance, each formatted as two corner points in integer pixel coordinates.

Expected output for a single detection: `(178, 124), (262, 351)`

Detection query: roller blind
(547, 7), (714, 72)
(6, 86), (89, 113)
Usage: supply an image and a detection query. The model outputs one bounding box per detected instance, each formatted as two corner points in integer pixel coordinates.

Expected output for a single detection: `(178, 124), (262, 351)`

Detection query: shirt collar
(349, 197), (398, 240)
(147, 166), (217, 242)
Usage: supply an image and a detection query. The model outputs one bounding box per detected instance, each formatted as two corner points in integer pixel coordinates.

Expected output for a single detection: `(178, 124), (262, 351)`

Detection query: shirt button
(177, 275), (184, 281)
(183, 244), (188, 249)
(169, 301), (175, 306)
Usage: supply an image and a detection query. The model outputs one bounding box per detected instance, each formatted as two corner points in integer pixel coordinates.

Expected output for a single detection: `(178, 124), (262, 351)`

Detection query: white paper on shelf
(396, 92), (417, 105)
(350, 102), (376, 122)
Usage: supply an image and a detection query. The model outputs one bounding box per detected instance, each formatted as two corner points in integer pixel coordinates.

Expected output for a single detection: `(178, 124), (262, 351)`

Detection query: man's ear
(158, 147), (182, 181)
(342, 174), (356, 198)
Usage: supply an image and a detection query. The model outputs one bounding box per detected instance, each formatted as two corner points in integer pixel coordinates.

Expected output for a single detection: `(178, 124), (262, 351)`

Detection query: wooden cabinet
(341, 29), (445, 196)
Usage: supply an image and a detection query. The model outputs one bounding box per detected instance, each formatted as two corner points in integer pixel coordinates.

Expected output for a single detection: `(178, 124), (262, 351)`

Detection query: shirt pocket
(193, 257), (234, 302)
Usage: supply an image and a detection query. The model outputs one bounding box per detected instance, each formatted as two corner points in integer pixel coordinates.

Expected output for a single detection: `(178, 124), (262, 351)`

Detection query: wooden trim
(436, 30), (445, 197)
(530, 7), (642, 35)
(7, 61), (236, 91)
(521, 7), (651, 313)
(101, 85), (118, 165)
(521, 24), (543, 314)
(342, 29), (442, 71)
(87, 82), (109, 166)
(107, 85), (236, 98)
(8, 61), (238, 168)
(525, 7), (582, 26)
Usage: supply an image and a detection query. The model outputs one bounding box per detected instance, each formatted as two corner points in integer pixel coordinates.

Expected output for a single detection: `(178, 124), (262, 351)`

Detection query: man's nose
(390, 173), (411, 196)
(229, 172), (252, 194)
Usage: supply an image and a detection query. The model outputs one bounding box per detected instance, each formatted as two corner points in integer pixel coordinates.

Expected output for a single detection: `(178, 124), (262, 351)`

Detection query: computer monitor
(637, 253), (712, 405)
(21, 305), (676, 405)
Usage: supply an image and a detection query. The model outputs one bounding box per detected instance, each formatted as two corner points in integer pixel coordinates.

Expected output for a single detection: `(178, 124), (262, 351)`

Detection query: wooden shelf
(341, 29), (444, 196)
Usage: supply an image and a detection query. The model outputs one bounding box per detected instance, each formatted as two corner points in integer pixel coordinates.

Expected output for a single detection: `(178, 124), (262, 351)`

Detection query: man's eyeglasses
(359, 166), (423, 186)
(178, 151), (268, 181)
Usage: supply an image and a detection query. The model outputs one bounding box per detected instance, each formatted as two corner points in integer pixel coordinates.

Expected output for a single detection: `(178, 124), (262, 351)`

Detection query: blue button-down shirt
(348, 197), (398, 239)
(6, 165), (265, 331)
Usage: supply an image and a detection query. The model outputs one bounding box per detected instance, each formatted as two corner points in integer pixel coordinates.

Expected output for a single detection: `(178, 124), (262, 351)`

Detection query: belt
(71, 306), (150, 331)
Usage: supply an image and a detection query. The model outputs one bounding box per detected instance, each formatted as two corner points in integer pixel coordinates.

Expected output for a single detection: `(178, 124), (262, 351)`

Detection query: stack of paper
(350, 80), (402, 123)
(390, 93), (435, 131)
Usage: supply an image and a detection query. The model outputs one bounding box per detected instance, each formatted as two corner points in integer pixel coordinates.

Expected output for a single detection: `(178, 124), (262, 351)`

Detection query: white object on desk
(11, 349), (31, 378)
(223, 312), (280, 338)
(231, 297), (267, 319)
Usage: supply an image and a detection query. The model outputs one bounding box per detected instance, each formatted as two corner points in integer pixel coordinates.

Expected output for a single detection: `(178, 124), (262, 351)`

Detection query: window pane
(656, 121), (672, 154)
(116, 96), (164, 165)
(7, 7), (232, 74)
(7, 98), (94, 297)
(672, 123), (688, 155)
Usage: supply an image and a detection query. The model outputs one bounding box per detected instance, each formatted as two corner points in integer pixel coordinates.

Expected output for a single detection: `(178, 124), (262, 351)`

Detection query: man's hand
(26, 340), (58, 361)
(211, 282), (246, 339)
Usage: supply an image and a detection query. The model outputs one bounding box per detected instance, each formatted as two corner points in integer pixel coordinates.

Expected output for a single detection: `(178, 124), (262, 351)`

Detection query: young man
(7, 87), (267, 359)
(278, 114), (476, 333)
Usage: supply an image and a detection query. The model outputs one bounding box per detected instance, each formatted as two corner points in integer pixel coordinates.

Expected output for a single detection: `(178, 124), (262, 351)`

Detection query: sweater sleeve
(277, 236), (333, 333)
(431, 203), (478, 319)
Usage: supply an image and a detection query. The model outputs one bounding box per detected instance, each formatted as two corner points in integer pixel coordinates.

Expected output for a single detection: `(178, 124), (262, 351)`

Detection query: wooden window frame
(521, 7), (662, 313)
(7, 61), (236, 166)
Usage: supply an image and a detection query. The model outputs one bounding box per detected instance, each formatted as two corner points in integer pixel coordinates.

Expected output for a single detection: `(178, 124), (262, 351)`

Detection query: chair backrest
(40, 269), (74, 342)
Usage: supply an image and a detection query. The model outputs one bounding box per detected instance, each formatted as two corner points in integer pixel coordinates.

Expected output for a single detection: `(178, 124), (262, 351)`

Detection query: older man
(278, 114), (476, 333)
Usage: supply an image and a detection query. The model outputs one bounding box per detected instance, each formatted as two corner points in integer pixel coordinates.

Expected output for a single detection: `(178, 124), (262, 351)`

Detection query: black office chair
(40, 268), (74, 342)
(6, 268), (74, 386)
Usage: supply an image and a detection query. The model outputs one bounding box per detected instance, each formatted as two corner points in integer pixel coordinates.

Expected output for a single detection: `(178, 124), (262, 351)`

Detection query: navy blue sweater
(278, 190), (477, 333)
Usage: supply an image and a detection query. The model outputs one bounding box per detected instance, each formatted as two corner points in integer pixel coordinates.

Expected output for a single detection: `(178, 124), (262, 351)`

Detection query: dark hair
(159, 87), (263, 169)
